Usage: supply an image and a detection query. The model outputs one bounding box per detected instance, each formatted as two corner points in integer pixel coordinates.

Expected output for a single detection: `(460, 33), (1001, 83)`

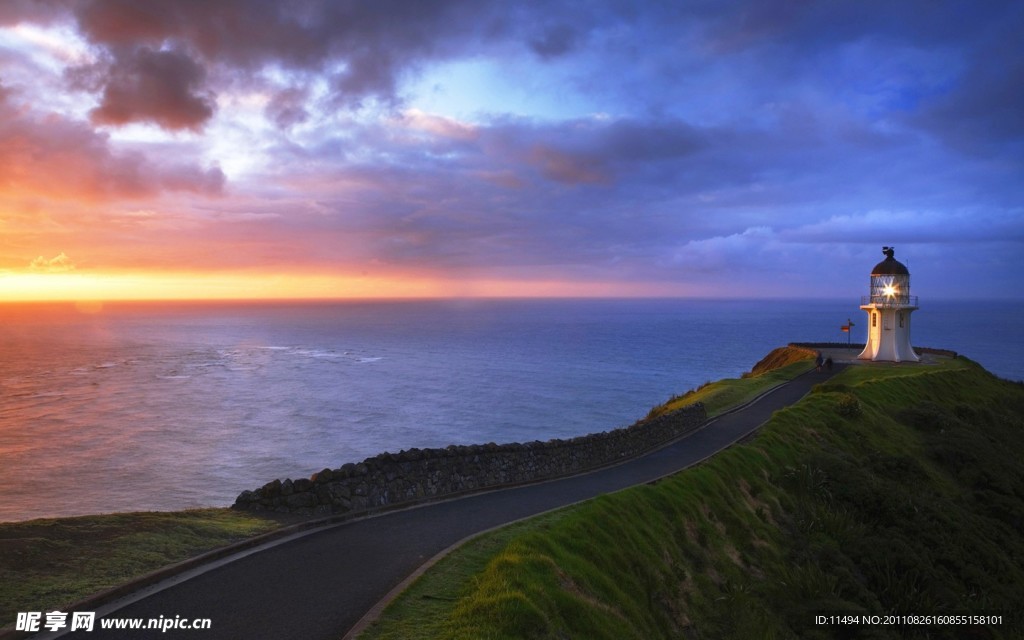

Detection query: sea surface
(1, 298), (1021, 522)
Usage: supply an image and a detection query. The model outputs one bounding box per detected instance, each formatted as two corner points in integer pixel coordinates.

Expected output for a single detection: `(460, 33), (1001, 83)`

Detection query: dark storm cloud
(529, 24), (580, 59)
(55, 0), (681, 128)
(63, 0), (504, 125)
(88, 47), (214, 131)
(72, 0), (325, 66)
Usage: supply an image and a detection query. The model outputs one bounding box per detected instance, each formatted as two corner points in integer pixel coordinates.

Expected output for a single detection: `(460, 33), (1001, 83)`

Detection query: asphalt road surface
(46, 364), (841, 640)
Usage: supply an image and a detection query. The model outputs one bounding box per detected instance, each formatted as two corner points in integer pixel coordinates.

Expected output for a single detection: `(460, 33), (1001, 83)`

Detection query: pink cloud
(0, 84), (224, 201)
(0, 0), (67, 26)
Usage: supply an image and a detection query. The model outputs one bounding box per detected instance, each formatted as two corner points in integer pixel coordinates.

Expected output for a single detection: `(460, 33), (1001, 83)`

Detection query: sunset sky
(1, 0), (1021, 301)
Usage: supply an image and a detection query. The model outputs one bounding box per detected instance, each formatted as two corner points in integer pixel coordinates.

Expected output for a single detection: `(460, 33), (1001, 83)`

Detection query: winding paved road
(49, 364), (842, 640)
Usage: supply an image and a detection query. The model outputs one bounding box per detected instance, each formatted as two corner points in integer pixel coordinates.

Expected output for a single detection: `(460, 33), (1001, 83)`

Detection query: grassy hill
(361, 353), (1024, 639)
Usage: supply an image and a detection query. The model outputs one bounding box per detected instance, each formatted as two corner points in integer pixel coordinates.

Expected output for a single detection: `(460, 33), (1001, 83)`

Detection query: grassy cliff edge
(361, 353), (1024, 639)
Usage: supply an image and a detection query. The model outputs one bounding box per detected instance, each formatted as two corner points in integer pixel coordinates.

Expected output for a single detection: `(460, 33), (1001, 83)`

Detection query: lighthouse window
(899, 312), (904, 328)
(872, 313), (877, 327)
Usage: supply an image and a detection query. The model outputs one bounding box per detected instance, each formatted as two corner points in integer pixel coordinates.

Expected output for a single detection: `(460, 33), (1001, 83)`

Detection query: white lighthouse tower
(858, 246), (920, 362)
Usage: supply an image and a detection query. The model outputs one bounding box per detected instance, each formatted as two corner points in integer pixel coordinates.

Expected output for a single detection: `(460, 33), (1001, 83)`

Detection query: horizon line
(2, 294), (1022, 306)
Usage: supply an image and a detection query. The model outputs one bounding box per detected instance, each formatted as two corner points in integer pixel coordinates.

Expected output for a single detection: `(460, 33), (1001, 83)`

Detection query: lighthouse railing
(861, 295), (919, 308)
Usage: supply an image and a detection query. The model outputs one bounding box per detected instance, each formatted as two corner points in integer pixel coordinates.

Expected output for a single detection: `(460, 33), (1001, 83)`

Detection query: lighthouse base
(858, 305), (920, 363)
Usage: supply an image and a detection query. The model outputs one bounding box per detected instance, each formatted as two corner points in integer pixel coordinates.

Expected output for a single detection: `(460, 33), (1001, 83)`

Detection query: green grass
(360, 355), (1024, 640)
(0, 508), (283, 622)
(651, 354), (813, 418)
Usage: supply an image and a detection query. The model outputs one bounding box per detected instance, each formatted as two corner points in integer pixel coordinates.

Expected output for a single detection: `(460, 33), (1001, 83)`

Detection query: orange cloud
(29, 252), (76, 273)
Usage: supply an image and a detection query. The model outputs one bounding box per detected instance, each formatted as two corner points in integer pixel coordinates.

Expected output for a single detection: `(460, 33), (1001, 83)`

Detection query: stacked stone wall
(233, 403), (706, 516)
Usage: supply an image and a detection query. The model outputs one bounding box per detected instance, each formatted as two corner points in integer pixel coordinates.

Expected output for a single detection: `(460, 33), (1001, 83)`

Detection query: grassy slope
(362, 356), (1024, 640)
(650, 350), (814, 418)
(0, 509), (282, 622)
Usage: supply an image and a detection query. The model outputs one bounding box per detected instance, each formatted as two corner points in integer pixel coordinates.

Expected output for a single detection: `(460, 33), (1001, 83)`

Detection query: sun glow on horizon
(0, 271), (439, 302)
(0, 270), (699, 302)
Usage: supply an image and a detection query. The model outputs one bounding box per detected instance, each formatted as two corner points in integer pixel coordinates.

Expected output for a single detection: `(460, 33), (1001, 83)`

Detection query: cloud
(223, 81), (1020, 291)
(529, 24), (579, 59)
(783, 209), (1024, 244)
(55, 0), (652, 125)
(0, 83), (224, 201)
(671, 227), (779, 273)
(460, 116), (706, 188)
(1, 0), (1021, 299)
(526, 145), (609, 185)
(399, 109), (478, 142)
(702, 0), (1008, 55)
(913, 23), (1024, 153)
(265, 87), (310, 129)
(0, 0), (67, 26)
(88, 47), (215, 130)
(233, 115), (714, 273)
(64, 0), (503, 117)
(29, 252), (76, 272)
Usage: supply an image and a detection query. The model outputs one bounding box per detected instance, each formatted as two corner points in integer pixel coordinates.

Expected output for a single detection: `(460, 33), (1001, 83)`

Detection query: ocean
(1, 298), (1020, 522)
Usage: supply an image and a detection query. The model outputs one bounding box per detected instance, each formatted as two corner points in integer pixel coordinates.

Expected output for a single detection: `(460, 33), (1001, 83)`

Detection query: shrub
(835, 393), (862, 418)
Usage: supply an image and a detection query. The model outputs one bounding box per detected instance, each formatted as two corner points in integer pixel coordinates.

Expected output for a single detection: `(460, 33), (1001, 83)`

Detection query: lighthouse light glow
(883, 283), (898, 297)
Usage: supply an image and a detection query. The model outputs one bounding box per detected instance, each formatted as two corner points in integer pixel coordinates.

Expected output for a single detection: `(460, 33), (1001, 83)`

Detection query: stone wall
(232, 403), (707, 517)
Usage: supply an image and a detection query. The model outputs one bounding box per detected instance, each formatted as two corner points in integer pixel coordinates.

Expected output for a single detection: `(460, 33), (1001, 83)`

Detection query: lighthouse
(858, 246), (920, 362)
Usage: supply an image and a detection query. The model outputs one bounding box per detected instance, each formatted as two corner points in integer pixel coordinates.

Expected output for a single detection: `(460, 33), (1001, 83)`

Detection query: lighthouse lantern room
(858, 246), (920, 362)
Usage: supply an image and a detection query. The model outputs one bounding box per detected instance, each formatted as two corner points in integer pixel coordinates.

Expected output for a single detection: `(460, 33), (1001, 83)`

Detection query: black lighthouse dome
(871, 246), (909, 275)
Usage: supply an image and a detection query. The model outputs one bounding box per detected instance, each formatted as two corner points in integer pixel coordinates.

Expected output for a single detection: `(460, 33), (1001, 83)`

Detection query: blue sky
(0, 0), (1021, 300)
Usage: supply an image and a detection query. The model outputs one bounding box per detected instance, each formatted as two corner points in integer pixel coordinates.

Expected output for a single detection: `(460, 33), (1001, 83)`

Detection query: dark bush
(896, 402), (956, 432)
(835, 393), (862, 418)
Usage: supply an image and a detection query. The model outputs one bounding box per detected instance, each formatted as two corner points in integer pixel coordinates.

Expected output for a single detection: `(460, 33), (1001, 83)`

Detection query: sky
(0, 0), (1021, 301)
